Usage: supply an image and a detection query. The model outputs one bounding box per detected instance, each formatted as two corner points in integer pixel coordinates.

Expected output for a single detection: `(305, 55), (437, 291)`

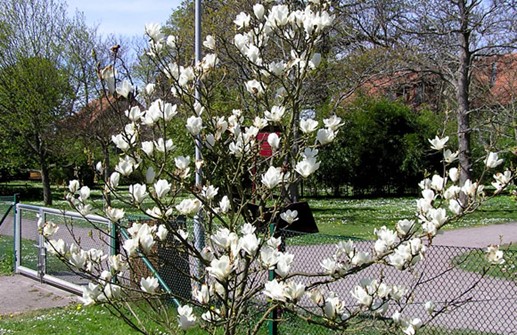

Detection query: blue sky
(66, 0), (183, 37)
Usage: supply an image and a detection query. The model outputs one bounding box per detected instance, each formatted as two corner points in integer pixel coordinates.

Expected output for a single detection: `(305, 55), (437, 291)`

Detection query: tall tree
(0, 0), (100, 204)
(353, 0), (517, 185)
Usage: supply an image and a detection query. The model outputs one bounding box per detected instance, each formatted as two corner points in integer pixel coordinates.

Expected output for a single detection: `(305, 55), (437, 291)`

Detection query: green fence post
(268, 223), (278, 335)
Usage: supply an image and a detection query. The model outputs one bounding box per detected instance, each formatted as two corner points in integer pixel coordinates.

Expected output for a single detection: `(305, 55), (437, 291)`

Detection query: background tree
(0, 0), (101, 204)
(355, 0), (517, 186)
(0, 57), (73, 204)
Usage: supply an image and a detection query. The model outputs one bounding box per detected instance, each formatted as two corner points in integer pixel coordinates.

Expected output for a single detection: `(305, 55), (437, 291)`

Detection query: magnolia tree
(41, 1), (514, 334)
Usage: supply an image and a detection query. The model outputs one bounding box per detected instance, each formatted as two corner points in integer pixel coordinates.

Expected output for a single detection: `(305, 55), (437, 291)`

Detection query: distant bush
(315, 98), (442, 196)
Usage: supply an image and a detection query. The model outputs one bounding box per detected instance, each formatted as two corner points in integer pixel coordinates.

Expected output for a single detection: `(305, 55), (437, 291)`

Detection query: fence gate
(14, 204), (113, 295)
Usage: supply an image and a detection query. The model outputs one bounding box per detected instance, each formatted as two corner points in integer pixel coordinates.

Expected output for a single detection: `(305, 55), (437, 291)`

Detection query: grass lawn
(451, 245), (517, 280)
(310, 194), (517, 239)
(0, 305), (142, 335)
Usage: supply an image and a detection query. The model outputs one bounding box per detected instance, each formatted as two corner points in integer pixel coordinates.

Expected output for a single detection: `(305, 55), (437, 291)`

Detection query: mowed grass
(452, 245), (517, 280)
(310, 194), (517, 239)
(0, 305), (151, 335)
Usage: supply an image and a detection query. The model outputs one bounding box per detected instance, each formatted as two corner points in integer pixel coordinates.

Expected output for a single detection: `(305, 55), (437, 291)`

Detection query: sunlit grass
(308, 195), (517, 239)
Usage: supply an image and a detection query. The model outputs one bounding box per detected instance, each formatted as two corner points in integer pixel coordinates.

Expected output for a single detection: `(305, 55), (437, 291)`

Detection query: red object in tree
(257, 131), (280, 157)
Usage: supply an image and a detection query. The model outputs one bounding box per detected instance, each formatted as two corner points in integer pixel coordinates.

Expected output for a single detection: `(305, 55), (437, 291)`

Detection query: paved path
(433, 222), (517, 248)
(0, 275), (79, 316)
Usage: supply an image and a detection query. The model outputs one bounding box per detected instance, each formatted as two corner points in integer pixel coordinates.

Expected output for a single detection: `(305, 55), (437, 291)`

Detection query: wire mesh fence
(6, 202), (516, 334)
(280, 230), (517, 335)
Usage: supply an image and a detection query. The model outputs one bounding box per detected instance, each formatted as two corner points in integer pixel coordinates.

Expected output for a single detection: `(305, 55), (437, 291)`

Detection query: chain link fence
(279, 230), (517, 335)
(7, 203), (516, 334)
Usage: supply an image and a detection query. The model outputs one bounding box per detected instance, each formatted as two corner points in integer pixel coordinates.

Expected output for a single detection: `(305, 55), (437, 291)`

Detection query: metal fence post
(268, 223), (278, 335)
(11, 194), (18, 273)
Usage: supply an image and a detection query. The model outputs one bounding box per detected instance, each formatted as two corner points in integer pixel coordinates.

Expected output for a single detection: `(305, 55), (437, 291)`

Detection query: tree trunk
(39, 152), (52, 206)
(456, 0), (472, 187)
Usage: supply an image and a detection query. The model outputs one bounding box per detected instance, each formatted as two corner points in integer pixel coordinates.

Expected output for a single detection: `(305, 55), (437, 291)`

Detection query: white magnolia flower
(144, 83), (155, 96)
(267, 5), (289, 27)
(245, 79), (265, 96)
(351, 285), (372, 307)
(109, 254), (128, 273)
(154, 138), (174, 153)
(320, 257), (344, 276)
(295, 157), (320, 178)
(241, 223), (256, 235)
(201, 185), (219, 200)
(323, 115), (343, 130)
(219, 195), (231, 213)
(140, 276), (159, 294)
(396, 219), (415, 237)
(82, 283), (101, 305)
(280, 209), (299, 224)
(125, 106), (143, 122)
(267, 133), (280, 150)
(141, 141), (154, 156)
(430, 174), (445, 192)
(268, 61), (287, 76)
(239, 233), (260, 256)
(486, 245), (505, 264)
(69, 179), (80, 193)
(324, 295), (344, 319)
(154, 179), (171, 199)
(203, 35), (215, 50)
(145, 23), (164, 41)
(449, 199), (463, 215)
(175, 156), (191, 170)
(106, 207), (125, 222)
(145, 167), (156, 184)
(69, 249), (88, 269)
(45, 239), (67, 255)
(316, 128), (336, 145)
(186, 116), (203, 135)
(115, 156), (138, 176)
(351, 251), (370, 266)
(265, 105), (286, 122)
(428, 136), (449, 151)
(207, 255), (234, 281)
(123, 238), (139, 256)
(177, 305), (197, 330)
(234, 12), (251, 29)
(261, 166), (284, 189)
(175, 199), (202, 215)
(79, 186), (90, 201)
(308, 288), (324, 306)
(449, 167), (459, 183)
(263, 279), (287, 302)
(211, 228), (238, 249)
(275, 252), (294, 277)
(443, 149), (459, 163)
(484, 152), (503, 169)
(284, 281), (305, 302)
(42, 221), (59, 237)
(116, 79), (134, 98)
(300, 118), (319, 133)
(129, 184), (147, 204)
(253, 3), (265, 19)
(193, 284), (210, 304)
